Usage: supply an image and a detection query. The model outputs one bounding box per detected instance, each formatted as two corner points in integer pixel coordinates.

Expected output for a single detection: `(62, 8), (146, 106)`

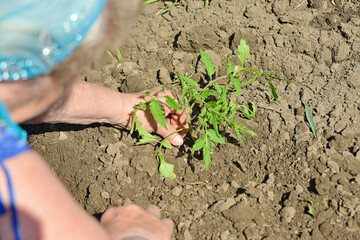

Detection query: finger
(165, 118), (186, 146)
(154, 119), (184, 146)
(145, 205), (161, 218)
(100, 207), (118, 223)
(162, 218), (175, 233)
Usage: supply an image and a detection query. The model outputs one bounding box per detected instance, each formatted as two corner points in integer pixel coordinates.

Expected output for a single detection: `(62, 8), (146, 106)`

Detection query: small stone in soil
(100, 191), (110, 199)
(171, 186), (183, 197)
(243, 226), (260, 240)
(184, 229), (193, 240)
(280, 207), (296, 223)
(327, 160), (340, 173)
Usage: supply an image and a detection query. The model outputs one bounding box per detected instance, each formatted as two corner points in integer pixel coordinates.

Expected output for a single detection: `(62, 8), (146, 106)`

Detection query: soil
(27, 0), (360, 239)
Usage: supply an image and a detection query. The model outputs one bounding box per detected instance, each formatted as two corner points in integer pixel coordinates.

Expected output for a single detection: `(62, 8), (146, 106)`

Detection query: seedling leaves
(239, 76), (256, 88)
(193, 135), (205, 152)
(230, 77), (241, 96)
(238, 39), (250, 67)
(207, 129), (225, 144)
(150, 99), (167, 130)
(305, 205), (314, 216)
(141, 91), (151, 97)
(130, 39), (287, 179)
(137, 135), (157, 145)
(165, 96), (181, 110)
(303, 101), (318, 140)
(201, 89), (215, 98)
(157, 153), (176, 179)
(144, 0), (157, 4)
(179, 75), (199, 88)
(241, 102), (256, 119)
(203, 137), (213, 169)
(227, 59), (235, 76)
(137, 102), (147, 111)
(267, 78), (280, 103)
(161, 138), (173, 149)
(116, 48), (122, 61)
(200, 49), (216, 77)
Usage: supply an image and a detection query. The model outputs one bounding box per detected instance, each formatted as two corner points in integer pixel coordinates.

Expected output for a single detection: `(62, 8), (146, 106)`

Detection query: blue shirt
(0, 100), (31, 240)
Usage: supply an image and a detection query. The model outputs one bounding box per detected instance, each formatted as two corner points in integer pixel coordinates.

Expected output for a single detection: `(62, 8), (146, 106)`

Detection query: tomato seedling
(131, 39), (288, 178)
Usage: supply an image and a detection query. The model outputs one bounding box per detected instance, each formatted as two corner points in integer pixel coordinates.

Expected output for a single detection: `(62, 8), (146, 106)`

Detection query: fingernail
(173, 135), (183, 146)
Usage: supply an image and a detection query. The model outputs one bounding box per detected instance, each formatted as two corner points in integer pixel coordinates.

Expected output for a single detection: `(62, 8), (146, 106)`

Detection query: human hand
(100, 204), (174, 240)
(114, 87), (189, 146)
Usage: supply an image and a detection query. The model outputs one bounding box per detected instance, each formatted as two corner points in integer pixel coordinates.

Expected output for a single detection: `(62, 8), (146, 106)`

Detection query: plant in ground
(144, 0), (211, 15)
(130, 39), (288, 179)
(106, 48), (123, 62)
(302, 199), (328, 216)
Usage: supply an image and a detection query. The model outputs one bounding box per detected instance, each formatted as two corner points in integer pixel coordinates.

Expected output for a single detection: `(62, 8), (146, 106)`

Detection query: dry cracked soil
(27, 0), (360, 239)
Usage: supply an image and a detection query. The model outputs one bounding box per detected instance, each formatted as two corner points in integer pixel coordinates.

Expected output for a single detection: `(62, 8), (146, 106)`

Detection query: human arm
(0, 151), (173, 240)
(26, 80), (187, 146)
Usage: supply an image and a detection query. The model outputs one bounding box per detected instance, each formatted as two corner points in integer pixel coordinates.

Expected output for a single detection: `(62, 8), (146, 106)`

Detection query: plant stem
(200, 75), (228, 93)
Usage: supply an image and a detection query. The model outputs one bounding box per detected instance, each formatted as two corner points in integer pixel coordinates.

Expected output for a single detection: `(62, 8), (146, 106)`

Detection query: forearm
(0, 151), (110, 240)
(25, 80), (132, 127)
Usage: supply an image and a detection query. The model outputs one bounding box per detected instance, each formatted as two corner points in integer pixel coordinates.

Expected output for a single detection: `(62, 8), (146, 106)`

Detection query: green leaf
(165, 96), (181, 110)
(207, 129), (225, 144)
(141, 91), (151, 97)
(203, 137), (213, 169)
(201, 89), (215, 98)
(267, 79), (280, 103)
(193, 136), (205, 151)
(234, 123), (257, 141)
(305, 205), (314, 216)
(198, 116), (207, 126)
(303, 199), (313, 204)
(115, 48), (122, 61)
(136, 102), (148, 111)
(161, 138), (173, 149)
(136, 124), (152, 137)
(157, 0), (179, 15)
(144, 0), (158, 4)
(230, 77), (241, 97)
(239, 76), (256, 88)
(214, 84), (222, 95)
(157, 153), (176, 179)
(237, 39), (250, 67)
(136, 136), (157, 145)
(150, 99), (167, 130)
(240, 127), (257, 136)
(200, 108), (207, 117)
(241, 102), (256, 119)
(303, 101), (318, 140)
(227, 59), (235, 76)
(206, 111), (219, 135)
(179, 75), (199, 88)
(234, 128), (246, 142)
(200, 49), (216, 77)
(159, 87), (165, 93)
(106, 49), (114, 59)
(130, 114), (138, 135)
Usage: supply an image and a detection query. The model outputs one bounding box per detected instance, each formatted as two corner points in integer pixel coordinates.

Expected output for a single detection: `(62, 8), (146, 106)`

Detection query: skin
(0, 75), (187, 239)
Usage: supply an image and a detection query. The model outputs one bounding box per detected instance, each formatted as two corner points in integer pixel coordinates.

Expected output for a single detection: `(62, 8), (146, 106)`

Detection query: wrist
(108, 92), (138, 130)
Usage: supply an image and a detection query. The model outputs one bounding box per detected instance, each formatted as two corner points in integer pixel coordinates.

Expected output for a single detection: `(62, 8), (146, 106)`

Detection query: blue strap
(0, 162), (22, 240)
(0, 100), (31, 240)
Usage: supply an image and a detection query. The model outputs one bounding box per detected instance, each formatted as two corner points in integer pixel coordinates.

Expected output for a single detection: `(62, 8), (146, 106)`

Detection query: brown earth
(27, 0), (360, 239)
